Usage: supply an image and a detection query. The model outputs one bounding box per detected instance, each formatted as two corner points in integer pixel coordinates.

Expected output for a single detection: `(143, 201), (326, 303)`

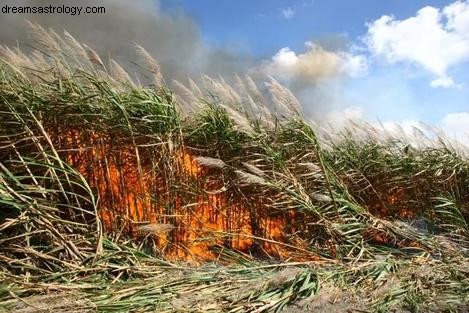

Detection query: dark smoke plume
(0, 0), (254, 80)
(0, 0), (359, 121)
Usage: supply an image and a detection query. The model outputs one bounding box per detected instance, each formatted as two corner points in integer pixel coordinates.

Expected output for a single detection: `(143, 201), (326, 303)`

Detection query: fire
(58, 129), (313, 262)
(177, 148), (202, 177)
(387, 188), (415, 218)
(366, 187), (416, 219)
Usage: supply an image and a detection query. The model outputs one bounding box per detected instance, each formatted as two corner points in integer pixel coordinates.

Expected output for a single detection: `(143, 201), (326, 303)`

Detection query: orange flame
(59, 130), (317, 262)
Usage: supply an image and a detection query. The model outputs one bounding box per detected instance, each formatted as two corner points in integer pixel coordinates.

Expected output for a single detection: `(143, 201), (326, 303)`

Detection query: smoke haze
(0, 0), (256, 80)
(0, 0), (359, 119)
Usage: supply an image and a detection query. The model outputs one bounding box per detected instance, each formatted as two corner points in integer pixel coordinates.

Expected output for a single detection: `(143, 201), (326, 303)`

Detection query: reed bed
(0, 24), (468, 312)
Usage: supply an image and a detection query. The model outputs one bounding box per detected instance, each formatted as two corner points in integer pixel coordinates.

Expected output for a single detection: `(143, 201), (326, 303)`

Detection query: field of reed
(0, 24), (468, 312)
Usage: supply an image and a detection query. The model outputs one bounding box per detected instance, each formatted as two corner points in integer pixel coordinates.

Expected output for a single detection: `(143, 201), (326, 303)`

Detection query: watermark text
(1, 4), (105, 16)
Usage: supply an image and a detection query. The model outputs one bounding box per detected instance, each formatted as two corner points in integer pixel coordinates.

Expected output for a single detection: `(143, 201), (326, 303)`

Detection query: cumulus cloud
(281, 7), (296, 19)
(430, 76), (459, 88)
(260, 42), (367, 84)
(254, 42), (367, 119)
(365, 0), (469, 88)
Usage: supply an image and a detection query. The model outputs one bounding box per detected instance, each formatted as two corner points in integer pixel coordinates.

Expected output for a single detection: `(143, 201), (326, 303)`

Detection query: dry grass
(0, 25), (468, 312)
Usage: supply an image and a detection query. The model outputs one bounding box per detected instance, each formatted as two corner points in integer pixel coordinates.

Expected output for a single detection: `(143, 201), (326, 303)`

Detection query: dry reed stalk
(242, 162), (265, 177)
(195, 156), (227, 169)
(137, 223), (175, 234)
(235, 170), (268, 186)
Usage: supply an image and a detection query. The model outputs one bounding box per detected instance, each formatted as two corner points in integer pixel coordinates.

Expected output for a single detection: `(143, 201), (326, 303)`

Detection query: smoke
(255, 41), (367, 119)
(0, 0), (363, 120)
(0, 0), (254, 80)
(259, 43), (342, 86)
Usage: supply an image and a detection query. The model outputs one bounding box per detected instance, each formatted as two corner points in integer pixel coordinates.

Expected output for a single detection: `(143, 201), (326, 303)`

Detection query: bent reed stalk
(0, 24), (468, 312)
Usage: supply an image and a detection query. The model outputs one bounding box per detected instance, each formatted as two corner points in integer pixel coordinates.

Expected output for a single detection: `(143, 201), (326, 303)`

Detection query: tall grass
(0, 24), (468, 312)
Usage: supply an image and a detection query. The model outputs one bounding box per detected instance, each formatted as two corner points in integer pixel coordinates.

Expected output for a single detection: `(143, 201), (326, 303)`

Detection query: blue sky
(162, 1), (453, 56)
(160, 0), (469, 141)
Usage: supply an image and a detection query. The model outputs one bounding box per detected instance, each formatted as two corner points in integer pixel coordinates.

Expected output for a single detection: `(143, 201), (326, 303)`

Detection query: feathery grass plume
(244, 76), (273, 122)
(110, 59), (134, 86)
(266, 77), (302, 116)
(218, 103), (254, 133)
(13, 49), (35, 70)
(219, 77), (242, 105)
(245, 74), (266, 105)
(242, 162), (265, 177)
(234, 73), (247, 95)
(194, 80), (255, 132)
(26, 21), (61, 53)
(189, 78), (203, 97)
(135, 44), (164, 86)
(137, 223), (175, 234)
(235, 170), (268, 186)
(29, 50), (49, 71)
(201, 74), (232, 102)
(0, 48), (37, 79)
(312, 193), (332, 203)
(233, 74), (268, 121)
(0, 26), (468, 313)
(0, 46), (23, 67)
(172, 79), (202, 114)
(83, 44), (105, 68)
(196, 156), (227, 169)
(298, 162), (322, 173)
(63, 30), (90, 66)
(49, 29), (70, 53)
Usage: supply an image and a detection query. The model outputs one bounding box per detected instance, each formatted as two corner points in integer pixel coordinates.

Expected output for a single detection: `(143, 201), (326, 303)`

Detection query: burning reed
(0, 25), (468, 313)
(0, 25), (468, 264)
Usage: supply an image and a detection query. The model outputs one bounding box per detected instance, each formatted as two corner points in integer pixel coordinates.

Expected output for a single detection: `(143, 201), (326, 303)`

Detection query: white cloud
(272, 47), (298, 68)
(444, 1), (469, 34)
(281, 7), (295, 19)
(365, 0), (469, 88)
(260, 42), (367, 83)
(430, 76), (458, 88)
(441, 112), (469, 145)
(341, 53), (368, 78)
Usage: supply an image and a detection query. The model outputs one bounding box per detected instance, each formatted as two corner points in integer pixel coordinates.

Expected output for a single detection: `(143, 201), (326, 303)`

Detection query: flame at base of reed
(60, 130), (308, 262)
